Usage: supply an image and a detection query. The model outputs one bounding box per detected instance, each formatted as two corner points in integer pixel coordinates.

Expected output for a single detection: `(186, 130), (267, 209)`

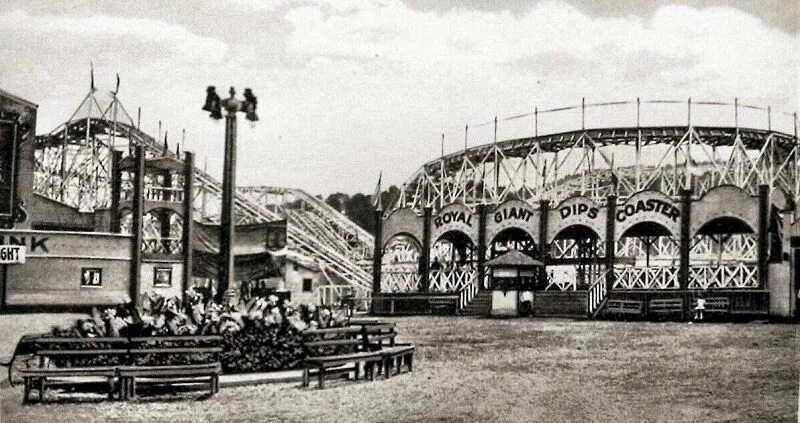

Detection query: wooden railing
(317, 285), (371, 311)
(689, 263), (757, 289)
(458, 282), (478, 311)
(381, 271), (421, 292)
(429, 268), (476, 292)
(587, 269), (610, 316)
(613, 266), (679, 290)
(142, 237), (183, 254)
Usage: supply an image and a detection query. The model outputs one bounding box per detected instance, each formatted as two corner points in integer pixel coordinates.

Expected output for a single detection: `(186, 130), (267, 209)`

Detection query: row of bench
(11, 335), (222, 403)
(7, 319), (415, 402)
(605, 297), (730, 319)
(301, 320), (415, 389)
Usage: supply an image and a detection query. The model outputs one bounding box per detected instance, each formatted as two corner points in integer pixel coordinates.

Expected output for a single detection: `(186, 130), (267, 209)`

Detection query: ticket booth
(487, 250), (543, 317)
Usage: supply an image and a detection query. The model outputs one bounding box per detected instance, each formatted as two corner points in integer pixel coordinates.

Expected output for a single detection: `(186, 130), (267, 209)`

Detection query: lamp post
(203, 86), (258, 302)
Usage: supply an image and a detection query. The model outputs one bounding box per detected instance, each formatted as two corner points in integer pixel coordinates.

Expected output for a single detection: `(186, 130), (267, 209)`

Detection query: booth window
(154, 267), (173, 287)
(302, 278), (313, 292)
(80, 268), (103, 288)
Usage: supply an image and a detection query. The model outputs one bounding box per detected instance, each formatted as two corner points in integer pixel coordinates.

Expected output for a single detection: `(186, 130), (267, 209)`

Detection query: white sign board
(0, 245), (26, 264)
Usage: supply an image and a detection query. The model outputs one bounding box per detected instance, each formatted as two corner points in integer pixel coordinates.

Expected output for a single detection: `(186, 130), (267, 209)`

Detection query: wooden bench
(691, 297), (730, 320)
(12, 335), (222, 403)
(16, 337), (129, 404)
(301, 327), (384, 389)
(118, 335), (222, 400)
(649, 299), (684, 319)
(604, 300), (644, 318)
(361, 324), (414, 379)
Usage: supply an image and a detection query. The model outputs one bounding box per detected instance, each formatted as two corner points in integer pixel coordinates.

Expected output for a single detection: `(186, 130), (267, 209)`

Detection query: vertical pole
(678, 188), (692, 320)
(581, 97), (585, 130)
(420, 207), (432, 292)
(182, 151), (195, 304)
(477, 204), (487, 290)
(493, 116), (499, 201)
(678, 188), (692, 288)
(464, 125), (468, 152)
(110, 151), (122, 232)
(758, 184), (769, 289)
(767, 106), (772, 131)
(440, 134), (445, 209)
(218, 112), (237, 302)
(635, 98), (641, 190)
(137, 107), (141, 130)
(372, 209), (383, 295)
(130, 146), (145, 307)
(538, 200), (549, 288)
(605, 195), (617, 293)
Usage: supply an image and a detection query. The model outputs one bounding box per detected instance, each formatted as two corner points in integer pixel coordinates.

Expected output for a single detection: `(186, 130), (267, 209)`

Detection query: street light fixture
(202, 86), (258, 302)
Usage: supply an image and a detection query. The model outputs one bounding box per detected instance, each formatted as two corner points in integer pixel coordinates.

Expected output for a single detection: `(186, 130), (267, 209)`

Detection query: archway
(142, 208), (184, 255)
(429, 230), (476, 292)
(690, 216), (757, 289)
(489, 227), (539, 289)
(549, 224), (603, 291)
(615, 221), (678, 289)
(381, 234), (423, 292)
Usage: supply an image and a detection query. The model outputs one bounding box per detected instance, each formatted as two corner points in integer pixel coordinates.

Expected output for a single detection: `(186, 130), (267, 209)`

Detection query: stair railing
(457, 281), (478, 312)
(587, 269), (611, 317)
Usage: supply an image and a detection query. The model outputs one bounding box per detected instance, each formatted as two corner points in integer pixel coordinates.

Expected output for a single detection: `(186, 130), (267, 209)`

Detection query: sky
(0, 0), (798, 196)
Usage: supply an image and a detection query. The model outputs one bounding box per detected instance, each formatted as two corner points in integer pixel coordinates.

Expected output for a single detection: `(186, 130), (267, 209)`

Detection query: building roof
(0, 88), (38, 108)
(486, 250), (543, 268)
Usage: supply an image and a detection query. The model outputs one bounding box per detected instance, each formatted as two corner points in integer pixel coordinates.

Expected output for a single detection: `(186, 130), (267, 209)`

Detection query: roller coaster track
(34, 89), (373, 293)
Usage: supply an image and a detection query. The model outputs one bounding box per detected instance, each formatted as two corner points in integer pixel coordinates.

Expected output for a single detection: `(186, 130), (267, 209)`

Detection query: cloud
(0, 1), (796, 195)
(0, 10), (228, 63)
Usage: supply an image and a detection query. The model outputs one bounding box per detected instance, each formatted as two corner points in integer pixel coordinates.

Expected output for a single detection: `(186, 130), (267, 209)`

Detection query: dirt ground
(1, 315), (797, 422)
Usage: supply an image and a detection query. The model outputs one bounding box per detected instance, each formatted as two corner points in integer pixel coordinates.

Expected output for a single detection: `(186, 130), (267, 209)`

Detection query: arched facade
(615, 190), (680, 242)
(486, 200), (539, 244)
(430, 203), (478, 247)
(373, 184), (774, 317)
(547, 196), (605, 244)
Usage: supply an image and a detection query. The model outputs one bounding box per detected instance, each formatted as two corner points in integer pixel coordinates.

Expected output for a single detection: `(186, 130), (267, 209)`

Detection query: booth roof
(486, 250), (543, 268)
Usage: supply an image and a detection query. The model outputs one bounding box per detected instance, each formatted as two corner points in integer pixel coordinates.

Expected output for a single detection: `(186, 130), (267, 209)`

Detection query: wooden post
(420, 207), (432, 292)
(372, 209), (383, 295)
(538, 200), (549, 287)
(476, 204), (487, 290)
(110, 150), (123, 232)
(758, 184), (769, 289)
(182, 151), (195, 304)
(130, 146), (145, 307)
(605, 195), (617, 292)
(678, 188), (692, 320)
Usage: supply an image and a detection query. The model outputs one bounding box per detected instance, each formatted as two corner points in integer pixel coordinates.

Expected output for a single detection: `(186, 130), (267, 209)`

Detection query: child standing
(693, 292), (706, 322)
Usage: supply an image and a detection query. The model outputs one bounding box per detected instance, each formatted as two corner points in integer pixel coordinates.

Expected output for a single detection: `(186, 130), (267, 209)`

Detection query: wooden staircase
(460, 291), (492, 316)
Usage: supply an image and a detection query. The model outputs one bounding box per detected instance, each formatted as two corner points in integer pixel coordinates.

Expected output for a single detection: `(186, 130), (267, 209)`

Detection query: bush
(39, 288), (351, 373)
(221, 325), (305, 373)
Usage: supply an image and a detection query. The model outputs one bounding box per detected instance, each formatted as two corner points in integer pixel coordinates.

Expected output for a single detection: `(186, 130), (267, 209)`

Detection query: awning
(191, 220), (288, 281)
(486, 250), (544, 268)
(193, 220), (287, 255)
